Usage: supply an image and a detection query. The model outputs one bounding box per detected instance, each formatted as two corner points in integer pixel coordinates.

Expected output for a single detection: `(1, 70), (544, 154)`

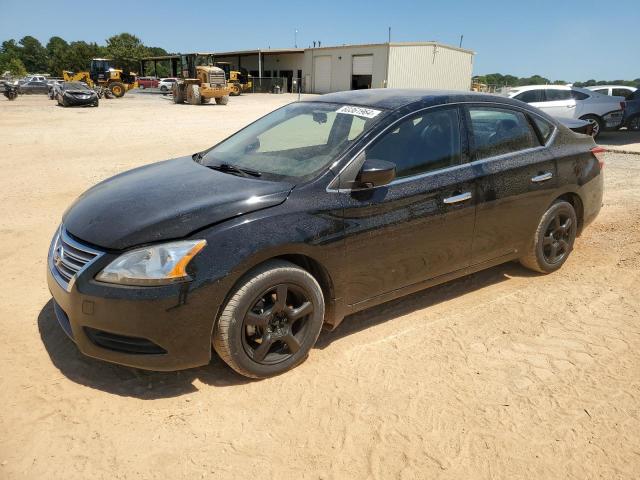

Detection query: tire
(187, 84), (201, 105)
(520, 200), (578, 274)
(172, 83), (184, 104)
(109, 81), (125, 98)
(160, 85), (168, 92)
(230, 83), (241, 96)
(201, 97), (211, 104)
(580, 114), (603, 139)
(213, 260), (325, 379)
(627, 114), (640, 132)
(215, 95), (229, 105)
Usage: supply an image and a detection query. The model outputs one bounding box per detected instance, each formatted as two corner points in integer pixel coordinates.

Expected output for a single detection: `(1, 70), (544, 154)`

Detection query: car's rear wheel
(213, 260), (325, 378)
(580, 114), (603, 139)
(627, 114), (640, 131)
(520, 200), (577, 274)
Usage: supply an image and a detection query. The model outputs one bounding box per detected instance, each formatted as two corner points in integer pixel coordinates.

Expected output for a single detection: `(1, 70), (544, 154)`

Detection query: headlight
(95, 240), (207, 286)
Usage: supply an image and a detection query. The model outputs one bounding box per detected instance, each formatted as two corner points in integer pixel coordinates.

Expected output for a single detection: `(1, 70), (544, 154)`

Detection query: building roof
(308, 88), (522, 110)
(213, 48), (304, 57)
(306, 41), (474, 55)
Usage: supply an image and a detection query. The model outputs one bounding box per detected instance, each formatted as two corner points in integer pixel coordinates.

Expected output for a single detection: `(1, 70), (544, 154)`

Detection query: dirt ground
(1, 93), (639, 480)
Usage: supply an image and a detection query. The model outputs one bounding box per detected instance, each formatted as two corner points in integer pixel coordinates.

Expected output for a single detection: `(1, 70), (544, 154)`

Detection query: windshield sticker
(336, 105), (382, 119)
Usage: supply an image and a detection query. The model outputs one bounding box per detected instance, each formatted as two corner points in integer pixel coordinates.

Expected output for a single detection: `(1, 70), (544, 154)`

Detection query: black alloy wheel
(520, 200), (577, 273)
(241, 283), (314, 364)
(213, 260), (325, 378)
(541, 211), (573, 265)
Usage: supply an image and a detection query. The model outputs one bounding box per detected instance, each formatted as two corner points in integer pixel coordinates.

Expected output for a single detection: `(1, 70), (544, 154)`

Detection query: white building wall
(387, 44), (473, 91)
(303, 44), (389, 93)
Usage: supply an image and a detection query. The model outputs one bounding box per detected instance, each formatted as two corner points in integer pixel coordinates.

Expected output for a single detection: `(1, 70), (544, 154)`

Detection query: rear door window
(514, 89), (544, 103)
(468, 107), (540, 160)
(571, 90), (589, 100)
(612, 88), (633, 99)
(531, 116), (555, 144)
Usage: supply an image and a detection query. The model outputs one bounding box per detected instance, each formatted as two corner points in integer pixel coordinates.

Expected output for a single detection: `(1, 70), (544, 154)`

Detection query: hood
(65, 90), (94, 95)
(63, 157), (293, 250)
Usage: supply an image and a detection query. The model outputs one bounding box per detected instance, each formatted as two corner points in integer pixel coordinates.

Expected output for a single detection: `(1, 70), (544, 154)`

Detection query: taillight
(591, 146), (606, 169)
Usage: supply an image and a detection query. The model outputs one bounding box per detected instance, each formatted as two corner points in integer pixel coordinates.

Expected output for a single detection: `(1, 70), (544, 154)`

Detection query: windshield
(63, 82), (90, 91)
(200, 102), (385, 181)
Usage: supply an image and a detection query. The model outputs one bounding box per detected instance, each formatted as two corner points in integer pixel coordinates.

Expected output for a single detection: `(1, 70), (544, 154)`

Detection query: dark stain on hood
(63, 156), (293, 250)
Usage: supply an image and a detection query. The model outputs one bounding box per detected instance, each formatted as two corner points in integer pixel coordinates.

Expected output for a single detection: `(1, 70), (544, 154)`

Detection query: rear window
(571, 90), (589, 100)
(469, 107), (540, 160)
(545, 89), (573, 101)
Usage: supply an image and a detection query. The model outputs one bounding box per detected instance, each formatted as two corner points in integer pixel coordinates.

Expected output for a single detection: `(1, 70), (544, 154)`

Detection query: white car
(158, 78), (177, 93)
(587, 85), (636, 99)
(508, 85), (624, 138)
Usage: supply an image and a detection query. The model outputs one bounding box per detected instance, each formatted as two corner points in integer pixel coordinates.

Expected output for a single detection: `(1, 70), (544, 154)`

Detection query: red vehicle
(138, 76), (159, 89)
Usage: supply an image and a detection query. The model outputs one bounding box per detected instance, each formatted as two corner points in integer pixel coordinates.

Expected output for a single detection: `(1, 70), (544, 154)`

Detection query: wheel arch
(213, 251), (339, 331)
(553, 192), (585, 235)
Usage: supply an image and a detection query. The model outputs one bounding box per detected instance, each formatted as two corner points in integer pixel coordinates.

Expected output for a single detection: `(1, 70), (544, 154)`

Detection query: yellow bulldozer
(171, 53), (232, 105)
(63, 58), (138, 98)
(214, 62), (252, 96)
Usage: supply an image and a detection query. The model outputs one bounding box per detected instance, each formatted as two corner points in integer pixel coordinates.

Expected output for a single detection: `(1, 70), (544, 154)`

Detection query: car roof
(307, 88), (529, 111)
(510, 84), (575, 92)
(586, 85), (637, 90)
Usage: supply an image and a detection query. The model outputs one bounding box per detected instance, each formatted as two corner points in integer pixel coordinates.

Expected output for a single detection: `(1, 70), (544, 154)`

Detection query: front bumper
(63, 94), (97, 106)
(47, 243), (219, 371)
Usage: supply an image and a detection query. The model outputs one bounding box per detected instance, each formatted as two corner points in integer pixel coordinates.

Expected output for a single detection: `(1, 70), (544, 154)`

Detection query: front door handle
(531, 172), (553, 183)
(443, 192), (472, 204)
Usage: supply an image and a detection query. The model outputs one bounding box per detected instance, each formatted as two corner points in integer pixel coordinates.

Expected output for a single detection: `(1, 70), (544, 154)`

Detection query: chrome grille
(208, 72), (226, 86)
(49, 227), (104, 291)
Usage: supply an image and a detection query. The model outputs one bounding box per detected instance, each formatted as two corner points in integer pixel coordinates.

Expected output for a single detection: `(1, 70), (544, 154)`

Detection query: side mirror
(356, 159), (396, 189)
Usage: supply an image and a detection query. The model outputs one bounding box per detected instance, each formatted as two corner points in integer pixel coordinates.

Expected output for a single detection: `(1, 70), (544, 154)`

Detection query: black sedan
(56, 82), (98, 107)
(47, 89), (604, 378)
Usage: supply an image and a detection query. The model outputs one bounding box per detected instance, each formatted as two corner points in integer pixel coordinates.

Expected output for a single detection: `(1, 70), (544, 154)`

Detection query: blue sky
(1, 0), (637, 81)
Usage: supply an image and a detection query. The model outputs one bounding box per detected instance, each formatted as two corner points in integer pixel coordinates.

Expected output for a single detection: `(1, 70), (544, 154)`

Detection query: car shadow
(598, 130), (640, 146)
(38, 261), (536, 397)
(315, 261), (537, 349)
(38, 300), (251, 399)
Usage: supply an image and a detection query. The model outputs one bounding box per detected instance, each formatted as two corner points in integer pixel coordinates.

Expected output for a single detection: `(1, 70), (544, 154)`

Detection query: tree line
(0, 33), (168, 77)
(474, 73), (640, 88)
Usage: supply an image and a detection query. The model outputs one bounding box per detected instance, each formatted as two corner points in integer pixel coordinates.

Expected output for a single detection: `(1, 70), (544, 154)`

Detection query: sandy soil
(1, 93), (639, 480)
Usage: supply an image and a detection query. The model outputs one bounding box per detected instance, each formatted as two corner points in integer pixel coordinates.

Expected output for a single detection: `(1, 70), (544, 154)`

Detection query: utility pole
(294, 29), (298, 48)
(459, 35), (464, 48)
(388, 27), (391, 43)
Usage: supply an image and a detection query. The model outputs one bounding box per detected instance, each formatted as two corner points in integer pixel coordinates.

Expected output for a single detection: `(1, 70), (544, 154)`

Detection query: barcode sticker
(336, 105), (382, 119)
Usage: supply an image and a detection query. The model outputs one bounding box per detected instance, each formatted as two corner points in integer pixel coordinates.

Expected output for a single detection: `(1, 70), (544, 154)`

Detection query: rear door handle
(443, 192), (472, 204)
(531, 172), (553, 183)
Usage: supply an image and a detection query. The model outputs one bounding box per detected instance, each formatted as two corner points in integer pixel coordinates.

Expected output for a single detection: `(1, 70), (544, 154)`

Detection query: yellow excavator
(63, 58), (138, 97)
(214, 62), (252, 96)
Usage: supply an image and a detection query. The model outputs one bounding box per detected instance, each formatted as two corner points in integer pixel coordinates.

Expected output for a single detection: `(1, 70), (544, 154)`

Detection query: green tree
(46, 36), (69, 76)
(65, 41), (101, 72)
(18, 36), (48, 73)
(0, 57), (27, 76)
(106, 33), (146, 72)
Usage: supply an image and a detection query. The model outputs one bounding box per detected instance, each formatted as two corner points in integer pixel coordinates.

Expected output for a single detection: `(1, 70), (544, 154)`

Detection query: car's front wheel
(213, 260), (325, 378)
(520, 200), (578, 274)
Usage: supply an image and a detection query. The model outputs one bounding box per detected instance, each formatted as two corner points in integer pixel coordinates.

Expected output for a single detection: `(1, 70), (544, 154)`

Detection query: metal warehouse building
(213, 41), (474, 94)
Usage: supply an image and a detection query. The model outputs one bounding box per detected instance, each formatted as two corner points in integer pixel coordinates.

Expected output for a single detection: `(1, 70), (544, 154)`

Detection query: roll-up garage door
(313, 56), (332, 93)
(352, 55), (373, 75)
